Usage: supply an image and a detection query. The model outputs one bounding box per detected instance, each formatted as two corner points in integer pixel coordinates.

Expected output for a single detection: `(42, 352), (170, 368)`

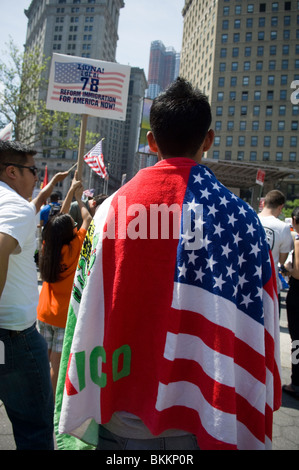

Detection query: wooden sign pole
(77, 114), (88, 180)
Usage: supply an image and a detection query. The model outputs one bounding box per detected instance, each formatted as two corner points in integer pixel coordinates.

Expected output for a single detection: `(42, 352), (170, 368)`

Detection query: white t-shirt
(0, 182), (39, 330)
(258, 214), (294, 293)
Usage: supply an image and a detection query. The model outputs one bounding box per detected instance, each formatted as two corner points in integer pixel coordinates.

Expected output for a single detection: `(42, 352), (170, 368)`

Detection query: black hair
(149, 77), (212, 158)
(264, 190), (286, 209)
(0, 141), (36, 168)
(39, 213), (76, 283)
(292, 207), (299, 224)
(93, 193), (108, 207)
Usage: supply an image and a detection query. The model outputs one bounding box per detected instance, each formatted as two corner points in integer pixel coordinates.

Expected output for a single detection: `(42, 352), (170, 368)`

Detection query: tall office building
(23, 0), (147, 195)
(180, 0), (299, 201)
(147, 40), (180, 99)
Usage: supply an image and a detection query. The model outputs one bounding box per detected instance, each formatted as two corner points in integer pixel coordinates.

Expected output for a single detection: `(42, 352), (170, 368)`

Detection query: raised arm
(74, 185), (92, 231)
(32, 171), (69, 213)
(60, 172), (82, 214)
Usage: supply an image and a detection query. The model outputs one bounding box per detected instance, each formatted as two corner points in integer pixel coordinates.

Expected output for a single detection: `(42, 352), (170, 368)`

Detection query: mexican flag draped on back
(55, 158), (281, 450)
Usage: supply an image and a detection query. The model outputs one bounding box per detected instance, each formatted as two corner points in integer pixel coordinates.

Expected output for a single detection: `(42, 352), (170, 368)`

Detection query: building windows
(253, 106), (260, 116)
(279, 105), (286, 115)
(259, 17), (266, 27)
(278, 121), (285, 130)
(226, 136), (233, 146)
(267, 90), (274, 100)
(254, 91), (261, 100)
(290, 152), (297, 162)
(264, 136), (271, 147)
(276, 152), (283, 161)
(258, 31), (265, 41)
(260, 4), (266, 13)
(270, 45), (276, 55)
(239, 136), (245, 146)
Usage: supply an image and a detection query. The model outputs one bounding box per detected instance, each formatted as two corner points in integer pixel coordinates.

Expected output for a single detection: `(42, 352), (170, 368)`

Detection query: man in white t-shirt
(259, 190), (294, 314)
(0, 141), (68, 450)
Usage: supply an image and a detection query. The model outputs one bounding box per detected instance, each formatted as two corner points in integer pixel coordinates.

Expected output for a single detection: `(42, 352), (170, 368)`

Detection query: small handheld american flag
(83, 139), (108, 179)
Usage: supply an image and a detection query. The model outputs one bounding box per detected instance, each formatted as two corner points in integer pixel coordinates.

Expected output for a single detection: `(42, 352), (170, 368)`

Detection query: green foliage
(282, 199), (299, 218)
(0, 38), (99, 150)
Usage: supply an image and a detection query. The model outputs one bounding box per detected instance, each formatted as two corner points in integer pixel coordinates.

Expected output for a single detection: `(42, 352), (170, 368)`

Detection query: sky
(0, 0), (184, 78)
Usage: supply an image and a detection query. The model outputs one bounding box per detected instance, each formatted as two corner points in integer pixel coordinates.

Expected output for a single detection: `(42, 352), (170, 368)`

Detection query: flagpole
(77, 114), (88, 180)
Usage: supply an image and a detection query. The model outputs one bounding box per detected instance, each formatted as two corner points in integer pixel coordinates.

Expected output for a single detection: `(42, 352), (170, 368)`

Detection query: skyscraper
(180, 0), (299, 201)
(147, 40), (180, 99)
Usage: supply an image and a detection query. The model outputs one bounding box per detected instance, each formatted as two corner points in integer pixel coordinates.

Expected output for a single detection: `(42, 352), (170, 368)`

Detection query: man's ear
(3, 165), (17, 181)
(147, 131), (158, 153)
(203, 129), (215, 152)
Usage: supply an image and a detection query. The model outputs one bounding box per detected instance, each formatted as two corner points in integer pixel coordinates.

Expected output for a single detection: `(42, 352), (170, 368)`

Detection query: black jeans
(97, 426), (200, 450)
(286, 278), (299, 387)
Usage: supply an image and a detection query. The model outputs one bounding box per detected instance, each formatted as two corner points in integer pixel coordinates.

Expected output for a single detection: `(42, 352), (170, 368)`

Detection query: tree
(0, 38), (99, 151)
(282, 199), (299, 219)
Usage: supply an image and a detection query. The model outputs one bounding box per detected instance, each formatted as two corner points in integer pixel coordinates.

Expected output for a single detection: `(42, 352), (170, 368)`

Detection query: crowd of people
(0, 77), (297, 450)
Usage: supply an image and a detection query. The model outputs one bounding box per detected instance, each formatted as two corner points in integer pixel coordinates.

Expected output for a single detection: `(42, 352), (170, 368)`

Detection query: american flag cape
(83, 139), (107, 179)
(56, 157), (281, 450)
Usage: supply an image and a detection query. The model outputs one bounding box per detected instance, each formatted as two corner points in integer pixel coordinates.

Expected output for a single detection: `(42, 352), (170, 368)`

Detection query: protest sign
(46, 53), (131, 121)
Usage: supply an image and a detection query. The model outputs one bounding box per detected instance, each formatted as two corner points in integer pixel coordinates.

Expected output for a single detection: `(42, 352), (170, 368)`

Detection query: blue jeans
(97, 426), (200, 450)
(0, 323), (54, 450)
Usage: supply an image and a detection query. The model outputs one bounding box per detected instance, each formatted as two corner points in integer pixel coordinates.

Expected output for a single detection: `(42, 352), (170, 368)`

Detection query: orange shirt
(37, 228), (87, 328)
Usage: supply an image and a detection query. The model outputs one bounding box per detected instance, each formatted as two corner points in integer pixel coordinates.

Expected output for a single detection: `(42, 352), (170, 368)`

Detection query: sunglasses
(2, 162), (38, 176)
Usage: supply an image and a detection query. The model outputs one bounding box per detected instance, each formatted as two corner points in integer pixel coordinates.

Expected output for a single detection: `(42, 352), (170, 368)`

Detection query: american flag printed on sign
(83, 140), (107, 179)
(55, 62), (82, 84)
(57, 158), (281, 450)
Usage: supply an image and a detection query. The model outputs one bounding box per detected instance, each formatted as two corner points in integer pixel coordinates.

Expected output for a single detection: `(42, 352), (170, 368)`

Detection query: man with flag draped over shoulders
(56, 77), (281, 451)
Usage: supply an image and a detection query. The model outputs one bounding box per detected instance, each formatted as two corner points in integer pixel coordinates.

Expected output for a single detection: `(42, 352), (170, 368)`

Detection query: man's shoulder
(40, 204), (50, 214)
(0, 182), (33, 212)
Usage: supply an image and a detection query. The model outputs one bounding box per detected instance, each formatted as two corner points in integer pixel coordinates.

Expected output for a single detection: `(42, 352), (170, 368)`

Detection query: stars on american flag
(176, 165), (272, 324)
(55, 62), (82, 84)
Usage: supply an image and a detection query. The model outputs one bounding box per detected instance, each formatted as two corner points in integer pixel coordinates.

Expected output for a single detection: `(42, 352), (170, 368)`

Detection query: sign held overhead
(46, 53), (131, 121)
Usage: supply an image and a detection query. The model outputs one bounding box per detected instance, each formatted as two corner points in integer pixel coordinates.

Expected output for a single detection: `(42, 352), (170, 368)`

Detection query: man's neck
(259, 207), (278, 218)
